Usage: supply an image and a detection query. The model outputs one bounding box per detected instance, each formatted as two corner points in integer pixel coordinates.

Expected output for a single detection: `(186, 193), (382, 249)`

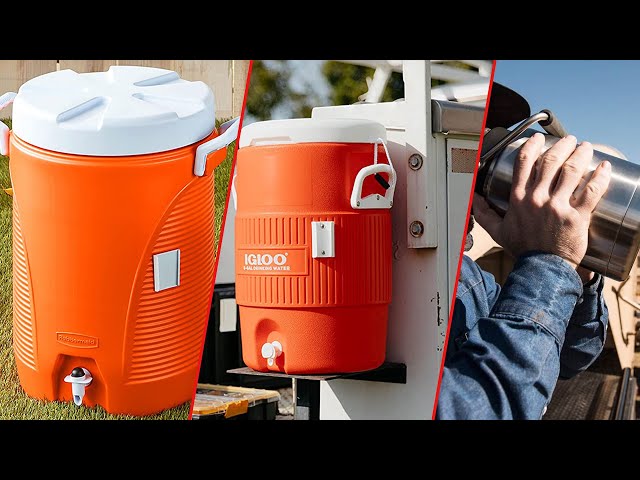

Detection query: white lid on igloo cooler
(239, 118), (387, 148)
(10, 66), (216, 156)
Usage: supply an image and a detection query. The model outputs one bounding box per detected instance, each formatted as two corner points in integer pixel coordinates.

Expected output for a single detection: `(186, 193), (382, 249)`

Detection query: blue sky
(494, 61), (640, 163)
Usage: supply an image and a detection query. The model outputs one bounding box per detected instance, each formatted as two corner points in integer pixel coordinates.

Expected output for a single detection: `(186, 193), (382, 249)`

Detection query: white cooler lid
(12, 66), (215, 156)
(239, 118), (386, 148)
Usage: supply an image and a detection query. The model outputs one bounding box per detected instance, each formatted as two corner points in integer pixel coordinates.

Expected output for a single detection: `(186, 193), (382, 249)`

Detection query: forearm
(437, 252), (583, 420)
(560, 274), (608, 378)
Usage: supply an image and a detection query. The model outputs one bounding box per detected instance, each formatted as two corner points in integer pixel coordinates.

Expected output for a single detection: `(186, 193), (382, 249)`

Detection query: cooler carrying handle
(0, 92), (17, 156)
(231, 171), (238, 210)
(350, 138), (396, 209)
(194, 116), (240, 176)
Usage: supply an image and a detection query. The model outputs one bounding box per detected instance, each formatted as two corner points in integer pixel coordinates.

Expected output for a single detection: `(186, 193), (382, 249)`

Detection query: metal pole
(294, 379), (320, 420)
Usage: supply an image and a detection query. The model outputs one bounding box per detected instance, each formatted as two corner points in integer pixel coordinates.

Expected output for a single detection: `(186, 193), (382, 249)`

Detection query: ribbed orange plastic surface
(9, 130), (225, 416)
(236, 142), (392, 374)
(128, 176), (215, 383)
(12, 200), (36, 370)
(236, 214), (391, 306)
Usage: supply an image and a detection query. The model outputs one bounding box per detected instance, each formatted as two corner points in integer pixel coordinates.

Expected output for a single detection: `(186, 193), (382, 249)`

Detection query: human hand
(474, 133), (612, 270)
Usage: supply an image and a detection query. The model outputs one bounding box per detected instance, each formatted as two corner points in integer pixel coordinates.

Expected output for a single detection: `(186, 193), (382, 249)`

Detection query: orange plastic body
(10, 130), (225, 416)
(235, 143), (392, 374)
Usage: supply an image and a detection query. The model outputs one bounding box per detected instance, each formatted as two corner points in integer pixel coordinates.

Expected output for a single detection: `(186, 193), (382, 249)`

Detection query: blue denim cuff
(583, 273), (603, 295)
(571, 272), (606, 326)
(490, 251), (583, 344)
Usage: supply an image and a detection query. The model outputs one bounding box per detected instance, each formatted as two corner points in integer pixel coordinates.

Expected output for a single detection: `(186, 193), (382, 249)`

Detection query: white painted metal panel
(312, 63), (483, 419)
(439, 137), (479, 354)
(403, 61), (438, 248)
(313, 101), (444, 419)
(445, 138), (479, 299)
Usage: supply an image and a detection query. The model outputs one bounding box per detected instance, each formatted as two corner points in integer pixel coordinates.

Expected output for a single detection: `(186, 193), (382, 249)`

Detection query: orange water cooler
(0, 66), (238, 415)
(235, 119), (396, 374)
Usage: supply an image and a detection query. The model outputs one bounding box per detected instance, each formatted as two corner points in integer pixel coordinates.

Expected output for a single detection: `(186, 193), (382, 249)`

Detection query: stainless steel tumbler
(481, 131), (640, 281)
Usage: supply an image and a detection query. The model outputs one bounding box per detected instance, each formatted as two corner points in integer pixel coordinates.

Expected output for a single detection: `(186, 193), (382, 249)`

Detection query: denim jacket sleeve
(436, 252), (583, 420)
(559, 273), (608, 379)
(474, 266), (608, 380)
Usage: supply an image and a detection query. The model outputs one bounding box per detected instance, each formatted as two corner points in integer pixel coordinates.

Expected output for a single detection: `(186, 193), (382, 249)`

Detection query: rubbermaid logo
(56, 332), (99, 349)
(243, 253), (290, 271)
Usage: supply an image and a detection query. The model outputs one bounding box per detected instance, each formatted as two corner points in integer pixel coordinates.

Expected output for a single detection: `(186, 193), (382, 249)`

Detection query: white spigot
(261, 341), (283, 367)
(63, 367), (93, 406)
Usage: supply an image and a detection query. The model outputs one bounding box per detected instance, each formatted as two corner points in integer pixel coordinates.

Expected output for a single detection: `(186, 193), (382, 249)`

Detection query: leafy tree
(322, 61), (404, 105)
(245, 60), (291, 121)
(246, 61), (317, 120)
(246, 61), (480, 120)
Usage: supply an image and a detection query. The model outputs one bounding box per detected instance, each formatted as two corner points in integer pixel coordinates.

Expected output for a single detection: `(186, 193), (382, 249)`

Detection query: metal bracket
(229, 363), (407, 420)
(404, 61), (438, 248)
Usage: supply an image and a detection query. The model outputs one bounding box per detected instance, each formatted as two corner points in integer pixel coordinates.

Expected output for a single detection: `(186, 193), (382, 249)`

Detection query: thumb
(472, 194), (504, 244)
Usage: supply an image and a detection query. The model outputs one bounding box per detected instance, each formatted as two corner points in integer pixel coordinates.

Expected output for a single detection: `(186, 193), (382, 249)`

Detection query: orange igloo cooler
(0, 66), (239, 415)
(235, 119), (396, 374)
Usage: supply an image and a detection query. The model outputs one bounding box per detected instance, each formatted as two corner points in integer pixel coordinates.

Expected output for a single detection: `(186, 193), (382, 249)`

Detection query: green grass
(0, 118), (235, 419)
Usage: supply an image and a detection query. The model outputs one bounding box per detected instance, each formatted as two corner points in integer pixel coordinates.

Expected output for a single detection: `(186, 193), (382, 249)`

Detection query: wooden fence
(0, 60), (250, 119)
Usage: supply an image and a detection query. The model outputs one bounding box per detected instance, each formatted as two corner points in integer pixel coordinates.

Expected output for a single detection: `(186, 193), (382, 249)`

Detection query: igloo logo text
(243, 252), (290, 271)
(237, 247), (308, 276)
